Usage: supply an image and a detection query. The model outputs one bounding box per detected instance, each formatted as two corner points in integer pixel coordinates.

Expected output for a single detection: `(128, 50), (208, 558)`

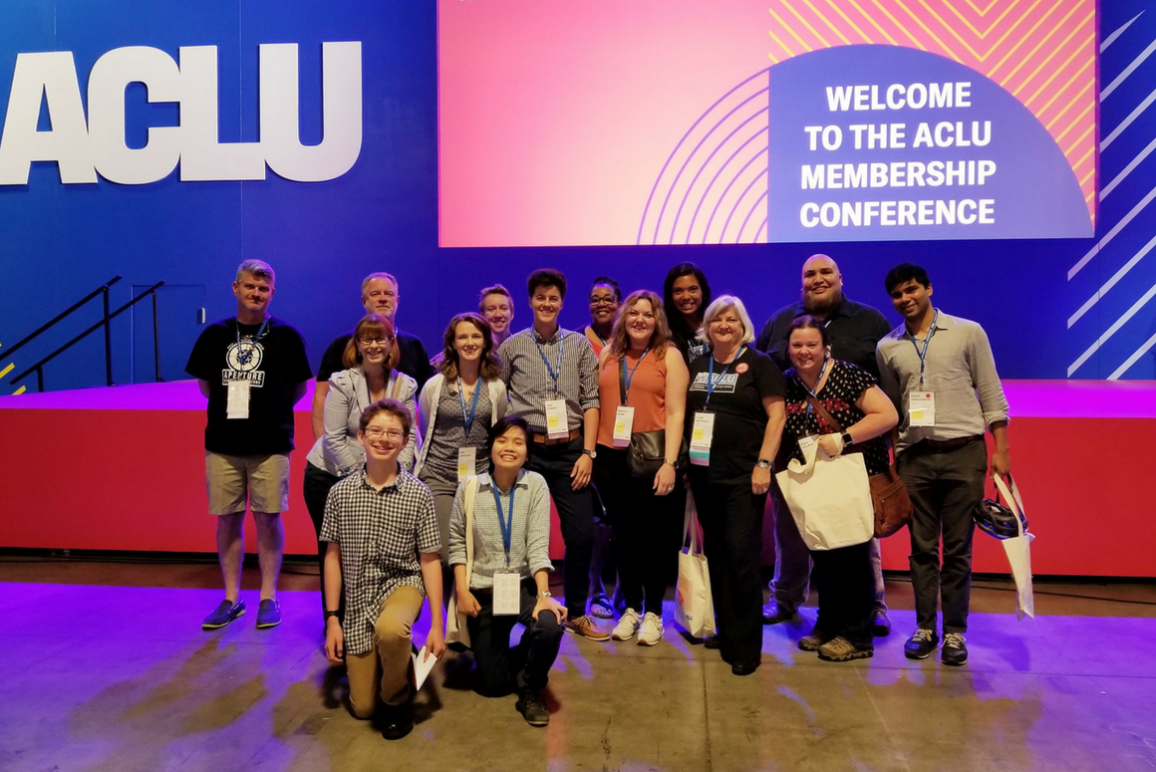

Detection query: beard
(803, 289), (841, 316)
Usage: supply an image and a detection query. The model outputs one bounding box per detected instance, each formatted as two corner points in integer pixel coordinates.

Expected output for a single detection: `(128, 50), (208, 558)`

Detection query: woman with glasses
(685, 295), (786, 676)
(594, 290), (689, 645)
(415, 312), (508, 569)
(584, 277), (622, 356)
(303, 314), (419, 624)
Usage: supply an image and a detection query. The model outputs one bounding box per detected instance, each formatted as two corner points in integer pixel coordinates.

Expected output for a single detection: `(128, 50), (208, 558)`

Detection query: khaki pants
(345, 585), (424, 718)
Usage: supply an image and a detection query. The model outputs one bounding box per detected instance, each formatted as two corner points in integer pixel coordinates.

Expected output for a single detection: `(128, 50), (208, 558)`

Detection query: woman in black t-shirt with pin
(684, 294), (785, 676)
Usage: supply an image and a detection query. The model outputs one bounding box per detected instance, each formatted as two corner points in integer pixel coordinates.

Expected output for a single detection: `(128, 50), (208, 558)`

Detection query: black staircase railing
(4, 277), (166, 393)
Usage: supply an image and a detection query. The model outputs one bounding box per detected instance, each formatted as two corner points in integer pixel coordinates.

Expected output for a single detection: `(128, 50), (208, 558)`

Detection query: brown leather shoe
(564, 615), (611, 642)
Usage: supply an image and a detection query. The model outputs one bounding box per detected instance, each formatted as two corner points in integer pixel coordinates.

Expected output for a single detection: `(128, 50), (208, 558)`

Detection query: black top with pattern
(782, 360), (889, 476)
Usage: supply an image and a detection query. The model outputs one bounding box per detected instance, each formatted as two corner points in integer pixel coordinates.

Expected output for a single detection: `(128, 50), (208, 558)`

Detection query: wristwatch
(841, 432), (853, 447)
(539, 591), (552, 598)
(756, 458), (772, 470)
(324, 610), (340, 621)
(582, 448), (597, 459)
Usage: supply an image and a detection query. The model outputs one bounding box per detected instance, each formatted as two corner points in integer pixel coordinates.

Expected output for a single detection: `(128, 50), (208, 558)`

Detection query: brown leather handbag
(803, 395), (912, 538)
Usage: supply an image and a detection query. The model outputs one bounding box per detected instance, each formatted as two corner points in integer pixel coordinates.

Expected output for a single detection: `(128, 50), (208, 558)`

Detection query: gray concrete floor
(2, 557), (1155, 772)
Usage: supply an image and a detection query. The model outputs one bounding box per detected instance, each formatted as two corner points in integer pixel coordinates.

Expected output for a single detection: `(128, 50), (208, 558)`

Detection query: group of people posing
(186, 255), (1010, 740)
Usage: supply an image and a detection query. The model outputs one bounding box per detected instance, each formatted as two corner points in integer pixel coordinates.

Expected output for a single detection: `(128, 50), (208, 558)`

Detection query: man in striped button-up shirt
(498, 269), (608, 641)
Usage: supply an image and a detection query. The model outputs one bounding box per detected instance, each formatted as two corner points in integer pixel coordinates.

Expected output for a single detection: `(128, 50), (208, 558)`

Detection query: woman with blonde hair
(684, 295), (786, 675)
(594, 290), (689, 645)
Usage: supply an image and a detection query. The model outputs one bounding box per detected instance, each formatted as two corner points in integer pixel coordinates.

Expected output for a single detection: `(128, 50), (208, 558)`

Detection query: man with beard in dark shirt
(754, 254), (894, 637)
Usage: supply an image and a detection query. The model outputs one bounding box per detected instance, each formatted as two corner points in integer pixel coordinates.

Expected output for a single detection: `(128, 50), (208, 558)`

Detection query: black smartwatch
(841, 432), (853, 447)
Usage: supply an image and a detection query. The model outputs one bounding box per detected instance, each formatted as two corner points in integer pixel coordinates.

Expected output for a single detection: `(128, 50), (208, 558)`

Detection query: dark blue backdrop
(1, 0), (1152, 393)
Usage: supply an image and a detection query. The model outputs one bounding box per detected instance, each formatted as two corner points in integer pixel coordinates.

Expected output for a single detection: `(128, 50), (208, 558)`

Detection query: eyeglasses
(589, 296), (617, 306)
(358, 336), (392, 346)
(364, 428), (404, 440)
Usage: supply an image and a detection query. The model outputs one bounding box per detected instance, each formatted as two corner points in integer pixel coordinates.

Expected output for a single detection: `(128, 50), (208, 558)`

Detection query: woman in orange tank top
(593, 290), (689, 646)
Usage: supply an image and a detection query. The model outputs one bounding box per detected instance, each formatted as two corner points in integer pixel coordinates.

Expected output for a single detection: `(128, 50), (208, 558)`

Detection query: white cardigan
(414, 373), (507, 478)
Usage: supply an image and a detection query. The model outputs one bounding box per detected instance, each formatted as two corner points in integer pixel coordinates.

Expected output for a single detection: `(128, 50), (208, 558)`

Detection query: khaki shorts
(205, 452), (290, 515)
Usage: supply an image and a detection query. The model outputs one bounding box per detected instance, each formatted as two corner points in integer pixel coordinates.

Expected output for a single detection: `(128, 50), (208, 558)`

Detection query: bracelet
(663, 459), (677, 467)
(539, 591), (552, 598)
(324, 610), (340, 620)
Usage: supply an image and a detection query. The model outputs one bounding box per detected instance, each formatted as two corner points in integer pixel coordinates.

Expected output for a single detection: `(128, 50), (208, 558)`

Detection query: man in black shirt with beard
(754, 254), (894, 636)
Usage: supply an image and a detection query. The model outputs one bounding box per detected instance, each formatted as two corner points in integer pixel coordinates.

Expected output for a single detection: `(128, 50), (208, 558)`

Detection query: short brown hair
(478, 284), (512, 311)
(359, 398), (413, 438)
(527, 268), (567, 299)
(342, 314), (401, 371)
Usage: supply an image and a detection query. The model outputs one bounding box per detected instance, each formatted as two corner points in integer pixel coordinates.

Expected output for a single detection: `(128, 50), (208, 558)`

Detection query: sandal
(589, 593), (614, 619)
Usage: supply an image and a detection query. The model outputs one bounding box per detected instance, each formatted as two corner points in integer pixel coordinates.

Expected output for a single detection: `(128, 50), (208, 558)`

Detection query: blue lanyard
(457, 378), (481, 434)
(535, 334), (564, 397)
(235, 317), (269, 366)
(620, 348), (650, 404)
(704, 346), (745, 407)
(491, 481), (515, 567)
(905, 309), (939, 387)
(799, 358), (830, 417)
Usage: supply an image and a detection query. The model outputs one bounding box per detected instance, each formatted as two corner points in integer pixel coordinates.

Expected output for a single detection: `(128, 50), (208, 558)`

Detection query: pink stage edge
(1, 380), (1150, 577)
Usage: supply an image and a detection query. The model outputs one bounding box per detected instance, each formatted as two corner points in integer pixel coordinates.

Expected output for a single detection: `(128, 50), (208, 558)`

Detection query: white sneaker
(612, 608), (641, 640)
(638, 612), (664, 646)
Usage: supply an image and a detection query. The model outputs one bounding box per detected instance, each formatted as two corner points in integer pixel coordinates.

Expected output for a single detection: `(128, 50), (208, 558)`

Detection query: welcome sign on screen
(438, 0), (1096, 247)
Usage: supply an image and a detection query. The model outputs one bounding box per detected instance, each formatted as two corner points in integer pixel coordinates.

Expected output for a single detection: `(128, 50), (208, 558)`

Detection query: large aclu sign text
(0, 42), (362, 186)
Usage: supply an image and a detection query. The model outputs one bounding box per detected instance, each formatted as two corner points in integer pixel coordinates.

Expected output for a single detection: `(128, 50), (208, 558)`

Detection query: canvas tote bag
(674, 490), (716, 639)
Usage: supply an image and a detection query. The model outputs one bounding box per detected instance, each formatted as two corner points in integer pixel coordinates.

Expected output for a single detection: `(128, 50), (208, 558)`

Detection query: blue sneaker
(256, 599), (282, 629)
(202, 599), (245, 630)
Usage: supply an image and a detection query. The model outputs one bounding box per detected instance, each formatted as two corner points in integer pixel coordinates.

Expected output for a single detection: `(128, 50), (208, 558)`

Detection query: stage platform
(2, 559), (1154, 772)
(0, 379), (1151, 577)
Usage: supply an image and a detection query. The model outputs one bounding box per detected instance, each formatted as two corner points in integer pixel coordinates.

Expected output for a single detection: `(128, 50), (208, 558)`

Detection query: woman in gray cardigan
(301, 314), (419, 623)
(416, 312), (507, 566)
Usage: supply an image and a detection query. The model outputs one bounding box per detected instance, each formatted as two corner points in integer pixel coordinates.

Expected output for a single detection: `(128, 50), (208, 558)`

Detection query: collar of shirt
(476, 469), (531, 493)
(889, 308), (954, 341)
(354, 465), (409, 493)
(530, 326), (565, 345)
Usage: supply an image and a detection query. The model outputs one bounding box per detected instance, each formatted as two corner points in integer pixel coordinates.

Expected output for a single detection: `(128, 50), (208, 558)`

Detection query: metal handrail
(1, 276), (123, 361)
(9, 281), (165, 392)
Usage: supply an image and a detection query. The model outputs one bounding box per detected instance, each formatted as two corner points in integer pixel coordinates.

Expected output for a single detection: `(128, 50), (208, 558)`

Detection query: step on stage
(1, 379), (1152, 578)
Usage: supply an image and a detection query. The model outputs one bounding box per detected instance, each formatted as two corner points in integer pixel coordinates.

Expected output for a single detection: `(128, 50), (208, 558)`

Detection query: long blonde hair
(607, 290), (672, 359)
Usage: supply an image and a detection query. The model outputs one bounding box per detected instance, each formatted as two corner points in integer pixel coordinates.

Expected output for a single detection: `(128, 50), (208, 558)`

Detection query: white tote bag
(445, 476), (479, 648)
(775, 440), (874, 551)
(993, 474), (1035, 620)
(675, 490), (716, 640)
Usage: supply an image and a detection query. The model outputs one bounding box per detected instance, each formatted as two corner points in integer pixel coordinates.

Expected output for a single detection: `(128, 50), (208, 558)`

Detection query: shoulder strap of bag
(391, 371), (404, 400)
(618, 354), (627, 405)
(464, 475), (478, 582)
(682, 489), (701, 554)
(804, 394), (844, 433)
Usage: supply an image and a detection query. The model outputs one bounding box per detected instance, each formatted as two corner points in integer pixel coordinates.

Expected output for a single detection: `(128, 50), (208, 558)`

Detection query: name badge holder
(689, 412), (715, 466)
(491, 482), (521, 616)
(906, 310), (940, 428)
(457, 447), (477, 481)
(613, 406), (635, 448)
(226, 379), (251, 420)
(908, 391), (936, 427)
(544, 399), (569, 440)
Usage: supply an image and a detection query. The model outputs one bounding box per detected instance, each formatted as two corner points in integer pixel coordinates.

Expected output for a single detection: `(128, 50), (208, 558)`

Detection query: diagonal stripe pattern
(767, 0), (1097, 226)
(1066, 8), (1156, 380)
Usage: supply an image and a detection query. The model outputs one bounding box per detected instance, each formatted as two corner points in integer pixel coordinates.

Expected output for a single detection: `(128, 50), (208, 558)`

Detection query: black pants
(898, 439), (986, 634)
(466, 580), (564, 695)
(303, 462), (345, 623)
(689, 473), (767, 668)
(594, 447), (680, 615)
(525, 437), (594, 619)
(810, 541), (874, 649)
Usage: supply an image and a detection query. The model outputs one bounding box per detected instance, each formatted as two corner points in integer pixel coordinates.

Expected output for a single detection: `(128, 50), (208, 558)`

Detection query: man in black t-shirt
(186, 260), (312, 631)
(311, 272), (435, 440)
(754, 254), (894, 636)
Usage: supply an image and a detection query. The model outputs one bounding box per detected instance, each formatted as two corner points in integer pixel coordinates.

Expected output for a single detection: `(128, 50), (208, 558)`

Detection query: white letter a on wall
(0, 52), (97, 185)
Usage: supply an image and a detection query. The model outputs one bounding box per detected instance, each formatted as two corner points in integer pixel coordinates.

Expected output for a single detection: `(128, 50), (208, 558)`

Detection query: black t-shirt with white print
(186, 316), (312, 456)
(685, 347), (786, 484)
